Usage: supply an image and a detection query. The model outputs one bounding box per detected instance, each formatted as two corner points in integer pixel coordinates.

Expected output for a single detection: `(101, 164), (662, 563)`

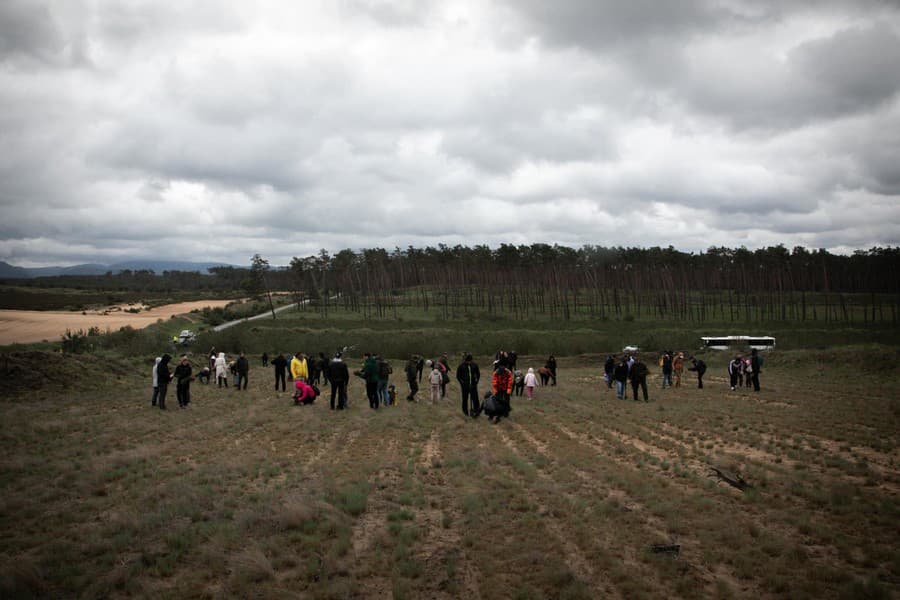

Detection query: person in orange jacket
(489, 361), (514, 423)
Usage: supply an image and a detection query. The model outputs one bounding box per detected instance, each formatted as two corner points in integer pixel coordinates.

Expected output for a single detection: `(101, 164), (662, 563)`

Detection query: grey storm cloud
(0, 0), (899, 267)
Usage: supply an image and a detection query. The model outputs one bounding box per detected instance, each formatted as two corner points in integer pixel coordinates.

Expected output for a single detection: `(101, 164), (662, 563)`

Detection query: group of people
(728, 349), (763, 391)
(602, 348), (762, 402)
(149, 346), (558, 424)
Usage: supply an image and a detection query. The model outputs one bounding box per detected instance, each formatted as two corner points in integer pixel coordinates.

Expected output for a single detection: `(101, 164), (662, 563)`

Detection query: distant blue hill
(0, 260), (237, 279)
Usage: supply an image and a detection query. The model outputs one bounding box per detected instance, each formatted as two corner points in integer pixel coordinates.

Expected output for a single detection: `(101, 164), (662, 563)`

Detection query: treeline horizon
(6, 244), (899, 324)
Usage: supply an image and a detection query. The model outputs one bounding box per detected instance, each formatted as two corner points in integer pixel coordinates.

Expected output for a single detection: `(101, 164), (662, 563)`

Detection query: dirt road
(0, 300), (235, 345)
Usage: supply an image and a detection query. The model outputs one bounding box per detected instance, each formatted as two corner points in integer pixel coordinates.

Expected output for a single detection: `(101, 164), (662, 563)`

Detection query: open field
(1, 350), (898, 598)
(0, 300), (237, 346)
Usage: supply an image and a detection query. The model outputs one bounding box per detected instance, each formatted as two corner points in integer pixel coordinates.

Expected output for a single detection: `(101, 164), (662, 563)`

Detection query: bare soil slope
(0, 300), (234, 345)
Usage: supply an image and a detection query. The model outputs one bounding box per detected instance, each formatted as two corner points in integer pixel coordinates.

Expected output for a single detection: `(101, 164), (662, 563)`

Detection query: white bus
(700, 336), (775, 351)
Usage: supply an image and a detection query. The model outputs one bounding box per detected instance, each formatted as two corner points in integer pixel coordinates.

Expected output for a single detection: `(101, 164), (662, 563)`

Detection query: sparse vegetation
(1, 286), (899, 598)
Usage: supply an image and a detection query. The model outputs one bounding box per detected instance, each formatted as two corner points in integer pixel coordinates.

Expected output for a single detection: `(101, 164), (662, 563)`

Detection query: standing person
(428, 363), (443, 404)
(546, 355), (558, 386)
(508, 351), (518, 371)
(272, 353), (288, 391)
(174, 355), (193, 409)
(688, 357), (707, 389)
(614, 357), (629, 400)
(661, 351), (673, 388)
(291, 352), (308, 382)
(376, 355), (392, 407)
(405, 355), (419, 402)
(156, 354), (173, 410)
(437, 354), (451, 398)
(316, 352), (328, 386)
(261, 352), (269, 367)
(743, 356), (753, 388)
(673, 352), (685, 388)
(604, 355), (615, 389)
(490, 362), (514, 423)
(728, 356), (743, 390)
(750, 349), (762, 392)
(513, 370), (524, 396)
(235, 352), (249, 390)
(416, 356), (425, 383)
(630, 355), (650, 402)
(151, 356), (162, 406)
(208, 348), (217, 374)
(328, 352), (350, 410)
(214, 352), (228, 387)
(523, 367), (539, 399)
(363, 353), (379, 410)
(456, 354), (481, 417)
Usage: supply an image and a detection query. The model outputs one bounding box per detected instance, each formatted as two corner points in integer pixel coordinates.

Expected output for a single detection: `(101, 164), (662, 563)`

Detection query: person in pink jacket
(293, 379), (317, 405)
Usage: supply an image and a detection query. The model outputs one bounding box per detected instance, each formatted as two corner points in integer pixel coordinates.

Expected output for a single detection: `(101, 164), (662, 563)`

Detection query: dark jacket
(174, 362), (192, 386)
(751, 353), (761, 374)
(456, 361), (480, 388)
(157, 354), (172, 385)
(272, 355), (288, 373)
(405, 359), (418, 382)
(630, 361), (648, 382)
(689, 359), (707, 375)
(613, 362), (629, 383)
(328, 358), (350, 384)
(604, 356), (615, 376)
(363, 356), (379, 383)
(377, 358), (392, 381)
(236, 356), (249, 375)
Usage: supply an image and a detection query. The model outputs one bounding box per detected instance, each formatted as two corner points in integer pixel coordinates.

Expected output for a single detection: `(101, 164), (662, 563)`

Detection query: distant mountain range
(0, 260), (238, 279)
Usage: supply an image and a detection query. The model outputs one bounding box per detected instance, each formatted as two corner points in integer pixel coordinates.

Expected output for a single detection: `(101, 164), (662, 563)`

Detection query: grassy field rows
(1, 353), (898, 599)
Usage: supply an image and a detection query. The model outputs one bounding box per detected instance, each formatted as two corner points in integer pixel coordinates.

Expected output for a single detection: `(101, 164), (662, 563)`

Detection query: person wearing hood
(174, 355), (193, 408)
(327, 352), (350, 410)
(214, 352), (228, 387)
(151, 356), (162, 406)
(523, 367), (539, 399)
(156, 354), (173, 410)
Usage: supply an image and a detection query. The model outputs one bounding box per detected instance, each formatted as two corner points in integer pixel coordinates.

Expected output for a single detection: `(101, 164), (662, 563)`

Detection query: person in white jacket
(429, 365), (443, 404)
(214, 352), (229, 387)
(151, 356), (161, 406)
(523, 367), (539, 399)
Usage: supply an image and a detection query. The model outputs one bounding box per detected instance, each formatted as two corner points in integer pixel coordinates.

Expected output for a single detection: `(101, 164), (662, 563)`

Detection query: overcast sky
(1, 1), (899, 267)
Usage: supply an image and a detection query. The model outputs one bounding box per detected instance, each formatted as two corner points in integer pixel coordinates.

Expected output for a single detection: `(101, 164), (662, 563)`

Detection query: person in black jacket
(688, 357), (707, 389)
(456, 354), (481, 417)
(546, 355), (558, 386)
(173, 355), (193, 408)
(613, 357), (629, 399)
(604, 355), (616, 389)
(629, 355), (649, 402)
(156, 354), (173, 410)
(272, 353), (288, 391)
(235, 352), (249, 390)
(750, 349), (762, 392)
(327, 352), (350, 410)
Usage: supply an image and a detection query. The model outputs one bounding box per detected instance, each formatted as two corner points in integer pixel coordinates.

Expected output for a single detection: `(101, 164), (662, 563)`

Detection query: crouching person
(293, 379), (318, 406)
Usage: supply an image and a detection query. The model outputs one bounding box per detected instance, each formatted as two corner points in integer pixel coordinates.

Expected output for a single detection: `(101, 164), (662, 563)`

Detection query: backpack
(483, 394), (498, 415)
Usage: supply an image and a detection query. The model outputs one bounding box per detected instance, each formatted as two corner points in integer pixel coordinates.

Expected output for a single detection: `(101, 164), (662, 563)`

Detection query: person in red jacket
(489, 362), (514, 423)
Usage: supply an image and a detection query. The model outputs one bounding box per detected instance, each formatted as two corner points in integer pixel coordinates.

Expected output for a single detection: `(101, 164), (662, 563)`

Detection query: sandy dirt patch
(0, 300), (236, 345)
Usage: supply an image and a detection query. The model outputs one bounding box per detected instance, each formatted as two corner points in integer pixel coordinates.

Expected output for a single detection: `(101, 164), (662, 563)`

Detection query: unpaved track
(0, 300), (235, 345)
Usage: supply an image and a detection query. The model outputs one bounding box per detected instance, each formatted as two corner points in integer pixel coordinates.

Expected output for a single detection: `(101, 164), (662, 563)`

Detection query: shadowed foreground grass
(1, 352), (898, 599)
